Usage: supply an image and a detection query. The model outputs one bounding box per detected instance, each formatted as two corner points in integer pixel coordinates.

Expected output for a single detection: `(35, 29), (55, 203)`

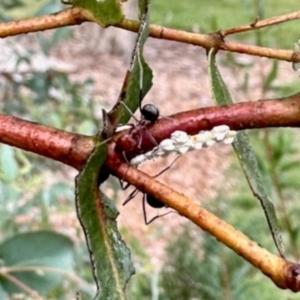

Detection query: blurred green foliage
(0, 1), (98, 298)
(1, 0), (300, 299)
(151, 0), (300, 49)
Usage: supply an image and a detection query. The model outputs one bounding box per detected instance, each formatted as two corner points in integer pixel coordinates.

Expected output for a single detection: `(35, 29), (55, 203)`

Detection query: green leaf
(76, 135), (134, 300)
(0, 145), (19, 183)
(292, 36), (300, 71)
(208, 49), (285, 257)
(0, 231), (74, 295)
(71, 0), (123, 27)
(263, 60), (278, 91)
(1, 0), (24, 10)
(107, 0), (153, 127)
(77, 290), (92, 300)
(208, 52), (232, 106)
(233, 133), (284, 257)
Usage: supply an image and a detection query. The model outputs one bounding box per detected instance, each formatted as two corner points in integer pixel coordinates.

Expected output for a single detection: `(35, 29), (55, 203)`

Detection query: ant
(101, 86), (160, 150)
(121, 156), (180, 225)
(117, 43), (162, 148)
(115, 45), (177, 222)
(119, 89), (160, 149)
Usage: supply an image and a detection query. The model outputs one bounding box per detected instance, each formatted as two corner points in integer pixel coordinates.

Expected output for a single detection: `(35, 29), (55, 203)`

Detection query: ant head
(145, 194), (165, 208)
(141, 104), (160, 123)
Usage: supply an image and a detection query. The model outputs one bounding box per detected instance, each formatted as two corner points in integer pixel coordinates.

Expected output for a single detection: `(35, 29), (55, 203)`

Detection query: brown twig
(3, 265), (94, 290)
(0, 269), (44, 300)
(221, 10), (300, 37)
(0, 7), (299, 63)
(105, 147), (300, 292)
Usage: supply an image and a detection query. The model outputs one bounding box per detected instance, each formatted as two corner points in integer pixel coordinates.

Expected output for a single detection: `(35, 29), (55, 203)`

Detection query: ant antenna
(122, 155), (181, 224)
(114, 45), (160, 150)
(114, 76), (159, 149)
(136, 47), (160, 125)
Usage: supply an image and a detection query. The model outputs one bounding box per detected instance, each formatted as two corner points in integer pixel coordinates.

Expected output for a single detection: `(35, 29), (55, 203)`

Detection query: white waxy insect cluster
(130, 125), (237, 167)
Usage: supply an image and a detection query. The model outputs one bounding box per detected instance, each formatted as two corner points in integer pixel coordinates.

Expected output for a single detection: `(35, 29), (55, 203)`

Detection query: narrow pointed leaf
(263, 60), (278, 91)
(292, 36), (300, 71)
(76, 291), (93, 300)
(75, 136), (134, 299)
(108, 0), (153, 127)
(208, 49), (285, 257)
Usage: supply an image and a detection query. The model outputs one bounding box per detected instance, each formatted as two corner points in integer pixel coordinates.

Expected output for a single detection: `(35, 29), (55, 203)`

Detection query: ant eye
(141, 104), (159, 123)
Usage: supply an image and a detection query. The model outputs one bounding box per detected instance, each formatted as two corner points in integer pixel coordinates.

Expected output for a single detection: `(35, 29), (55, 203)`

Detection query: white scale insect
(130, 125), (237, 167)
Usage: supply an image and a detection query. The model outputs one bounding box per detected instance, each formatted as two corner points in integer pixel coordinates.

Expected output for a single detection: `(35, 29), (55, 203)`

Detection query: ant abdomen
(146, 194), (165, 209)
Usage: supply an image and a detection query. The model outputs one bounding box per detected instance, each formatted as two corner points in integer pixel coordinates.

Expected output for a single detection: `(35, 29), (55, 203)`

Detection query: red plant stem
(1, 94), (300, 169)
(0, 115), (94, 170)
(116, 93), (300, 158)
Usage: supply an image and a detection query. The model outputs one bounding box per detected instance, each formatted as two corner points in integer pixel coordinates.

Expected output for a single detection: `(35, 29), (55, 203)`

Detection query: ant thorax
(120, 103), (160, 150)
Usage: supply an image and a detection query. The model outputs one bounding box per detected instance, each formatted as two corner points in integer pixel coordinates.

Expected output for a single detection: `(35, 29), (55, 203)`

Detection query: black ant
(121, 156), (180, 224)
(119, 90), (160, 149)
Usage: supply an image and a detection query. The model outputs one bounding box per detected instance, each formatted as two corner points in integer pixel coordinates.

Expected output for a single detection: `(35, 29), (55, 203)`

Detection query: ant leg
(122, 151), (131, 165)
(151, 155), (181, 179)
(119, 151), (134, 197)
(123, 188), (140, 206)
(159, 114), (179, 123)
(142, 193), (151, 225)
(143, 197), (178, 225)
(144, 206), (161, 225)
(136, 69), (159, 147)
(119, 178), (130, 191)
(119, 101), (140, 123)
(148, 210), (178, 224)
(142, 128), (158, 148)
